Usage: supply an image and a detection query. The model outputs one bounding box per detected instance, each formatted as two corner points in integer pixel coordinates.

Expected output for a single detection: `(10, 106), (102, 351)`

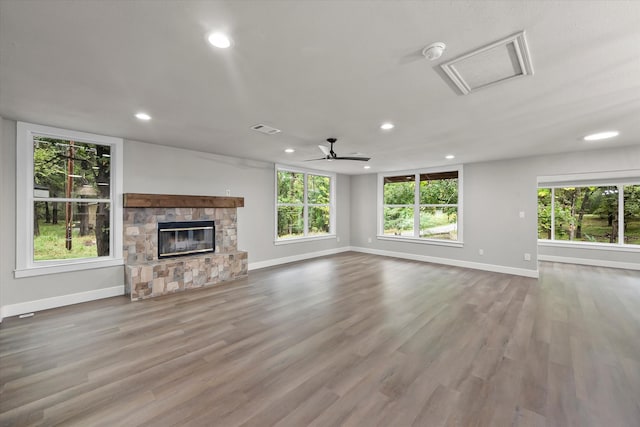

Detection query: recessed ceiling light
(583, 130), (619, 141)
(208, 32), (231, 49)
(445, 154), (455, 159)
(363, 165), (371, 169)
(284, 148), (295, 153)
(380, 123), (394, 130)
(135, 112), (151, 121)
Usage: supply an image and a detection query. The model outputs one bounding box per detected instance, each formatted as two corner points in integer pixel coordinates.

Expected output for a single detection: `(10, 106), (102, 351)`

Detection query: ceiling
(1, 0), (639, 175)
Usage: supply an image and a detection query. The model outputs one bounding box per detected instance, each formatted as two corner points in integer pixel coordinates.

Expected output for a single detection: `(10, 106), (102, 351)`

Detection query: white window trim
(537, 170), (640, 249)
(377, 164), (463, 245)
(275, 164), (336, 243)
(15, 122), (124, 278)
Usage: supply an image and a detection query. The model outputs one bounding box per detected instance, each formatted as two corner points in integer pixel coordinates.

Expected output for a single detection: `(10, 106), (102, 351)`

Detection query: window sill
(538, 240), (640, 253)
(377, 235), (464, 248)
(15, 257), (124, 278)
(274, 234), (336, 245)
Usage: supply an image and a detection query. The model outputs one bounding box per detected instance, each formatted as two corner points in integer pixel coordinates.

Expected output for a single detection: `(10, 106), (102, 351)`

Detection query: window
(378, 166), (462, 245)
(275, 166), (335, 242)
(16, 122), (123, 277)
(538, 183), (640, 246)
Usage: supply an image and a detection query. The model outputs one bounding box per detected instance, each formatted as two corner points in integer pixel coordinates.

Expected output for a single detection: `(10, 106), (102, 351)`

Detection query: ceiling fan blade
(304, 157), (330, 161)
(335, 156), (371, 161)
(318, 145), (330, 156)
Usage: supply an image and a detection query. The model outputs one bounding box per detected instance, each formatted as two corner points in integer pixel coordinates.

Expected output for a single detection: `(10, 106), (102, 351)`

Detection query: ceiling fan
(307, 138), (371, 162)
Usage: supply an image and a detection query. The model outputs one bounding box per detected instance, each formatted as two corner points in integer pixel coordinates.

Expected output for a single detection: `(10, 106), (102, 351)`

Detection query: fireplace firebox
(158, 221), (215, 259)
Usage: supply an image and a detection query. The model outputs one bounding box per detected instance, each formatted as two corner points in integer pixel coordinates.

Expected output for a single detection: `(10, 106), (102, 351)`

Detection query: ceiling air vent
(440, 31), (534, 95)
(250, 124), (281, 135)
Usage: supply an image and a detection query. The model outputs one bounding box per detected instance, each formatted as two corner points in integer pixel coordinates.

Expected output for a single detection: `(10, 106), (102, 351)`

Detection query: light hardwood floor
(1, 253), (639, 426)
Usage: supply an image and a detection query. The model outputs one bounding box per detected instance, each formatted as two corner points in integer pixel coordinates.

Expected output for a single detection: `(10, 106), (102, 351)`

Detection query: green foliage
(539, 185), (640, 244)
(537, 188), (552, 239)
(383, 177), (459, 239)
(384, 180), (415, 205)
(420, 178), (457, 204)
(277, 171), (331, 238)
(308, 175), (330, 204)
(277, 171), (304, 204)
(32, 137), (112, 257)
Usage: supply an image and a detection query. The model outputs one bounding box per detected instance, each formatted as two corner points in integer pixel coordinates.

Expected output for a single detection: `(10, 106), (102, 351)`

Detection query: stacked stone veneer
(123, 207), (247, 300)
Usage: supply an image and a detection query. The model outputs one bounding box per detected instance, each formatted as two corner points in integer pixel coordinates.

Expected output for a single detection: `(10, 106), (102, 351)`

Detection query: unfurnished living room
(1, 1), (639, 426)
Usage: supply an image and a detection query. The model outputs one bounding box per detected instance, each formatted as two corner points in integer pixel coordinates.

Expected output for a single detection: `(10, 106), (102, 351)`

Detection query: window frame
(537, 170), (640, 250)
(274, 164), (336, 244)
(377, 165), (463, 247)
(15, 121), (124, 278)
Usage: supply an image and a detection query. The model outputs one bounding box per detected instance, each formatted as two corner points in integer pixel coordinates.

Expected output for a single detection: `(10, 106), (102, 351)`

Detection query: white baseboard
(350, 246), (540, 278)
(0, 285), (125, 320)
(248, 246), (353, 271)
(538, 255), (640, 270)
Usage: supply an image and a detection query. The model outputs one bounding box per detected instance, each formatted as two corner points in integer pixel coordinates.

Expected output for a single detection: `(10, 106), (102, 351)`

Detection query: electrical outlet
(479, 249), (484, 255)
(225, 189), (231, 196)
(367, 237), (372, 243)
(519, 211), (525, 218)
(524, 253), (531, 261)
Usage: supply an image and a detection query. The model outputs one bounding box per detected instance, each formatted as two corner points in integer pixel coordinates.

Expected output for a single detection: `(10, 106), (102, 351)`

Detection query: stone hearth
(123, 194), (247, 300)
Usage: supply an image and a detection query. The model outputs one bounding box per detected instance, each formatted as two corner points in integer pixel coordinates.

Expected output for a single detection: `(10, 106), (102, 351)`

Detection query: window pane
(420, 207), (457, 240)
(384, 176), (415, 204)
(537, 188), (552, 239)
(308, 175), (330, 204)
(33, 137), (110, 199)
(277, 171), (304, 204)
(277, 206), (304, 238)
(383, 207), (414, 236)
(554, 186), (618, 243)
(34, 201), (111, 261)
(624, 184), (640, 245)
(308, 206), (330, 235)
(419, 177), (458, 204)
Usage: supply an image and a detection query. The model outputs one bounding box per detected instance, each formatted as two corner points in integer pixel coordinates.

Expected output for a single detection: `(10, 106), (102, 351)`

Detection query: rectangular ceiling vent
(250, 124), (281, 135)
(440, 31), (534, 95)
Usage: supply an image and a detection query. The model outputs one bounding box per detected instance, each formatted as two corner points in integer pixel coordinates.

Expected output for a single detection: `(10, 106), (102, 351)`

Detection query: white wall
(2, 113), (637, 318)
(350, 145), (640, 276)
(0, 118), (124, 319)
(0, 123), (351, 317)
(123, 140), (352, 266)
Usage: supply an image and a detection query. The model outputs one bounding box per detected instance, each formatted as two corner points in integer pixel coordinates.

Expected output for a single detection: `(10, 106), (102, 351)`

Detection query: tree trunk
(575, 189), (593, 239)
(94, 145), (110, 256)
(45, 202), (51, 224)
(78, 202), (89, 236)
(34, 204), (40, 237)
(611, 214), (618, 243)
(95, 204), (110, 256)
(52, 202), (58, 224)
(65, 142), (74, 250)
(569, 191), (577, 240)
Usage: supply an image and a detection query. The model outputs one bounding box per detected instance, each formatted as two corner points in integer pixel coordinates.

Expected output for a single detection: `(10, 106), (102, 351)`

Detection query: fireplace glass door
(158, 221), (214, 259)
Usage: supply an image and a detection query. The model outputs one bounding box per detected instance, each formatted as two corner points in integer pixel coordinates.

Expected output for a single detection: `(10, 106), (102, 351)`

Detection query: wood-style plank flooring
(1, 253), (639, 426)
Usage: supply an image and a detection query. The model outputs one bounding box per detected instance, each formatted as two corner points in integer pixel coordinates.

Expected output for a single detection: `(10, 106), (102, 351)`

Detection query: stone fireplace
(123, 193), (248, 300)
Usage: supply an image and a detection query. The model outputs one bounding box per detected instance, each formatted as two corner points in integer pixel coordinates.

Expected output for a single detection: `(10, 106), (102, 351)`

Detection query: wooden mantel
(123, 193), (244, 208)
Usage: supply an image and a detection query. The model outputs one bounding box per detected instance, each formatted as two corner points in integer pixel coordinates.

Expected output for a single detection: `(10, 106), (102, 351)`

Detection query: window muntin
(16, 122), (123, 277)
(276, 167), (334, 241)
(380, 168), (461, 242)
(538, 183), (639, 246)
